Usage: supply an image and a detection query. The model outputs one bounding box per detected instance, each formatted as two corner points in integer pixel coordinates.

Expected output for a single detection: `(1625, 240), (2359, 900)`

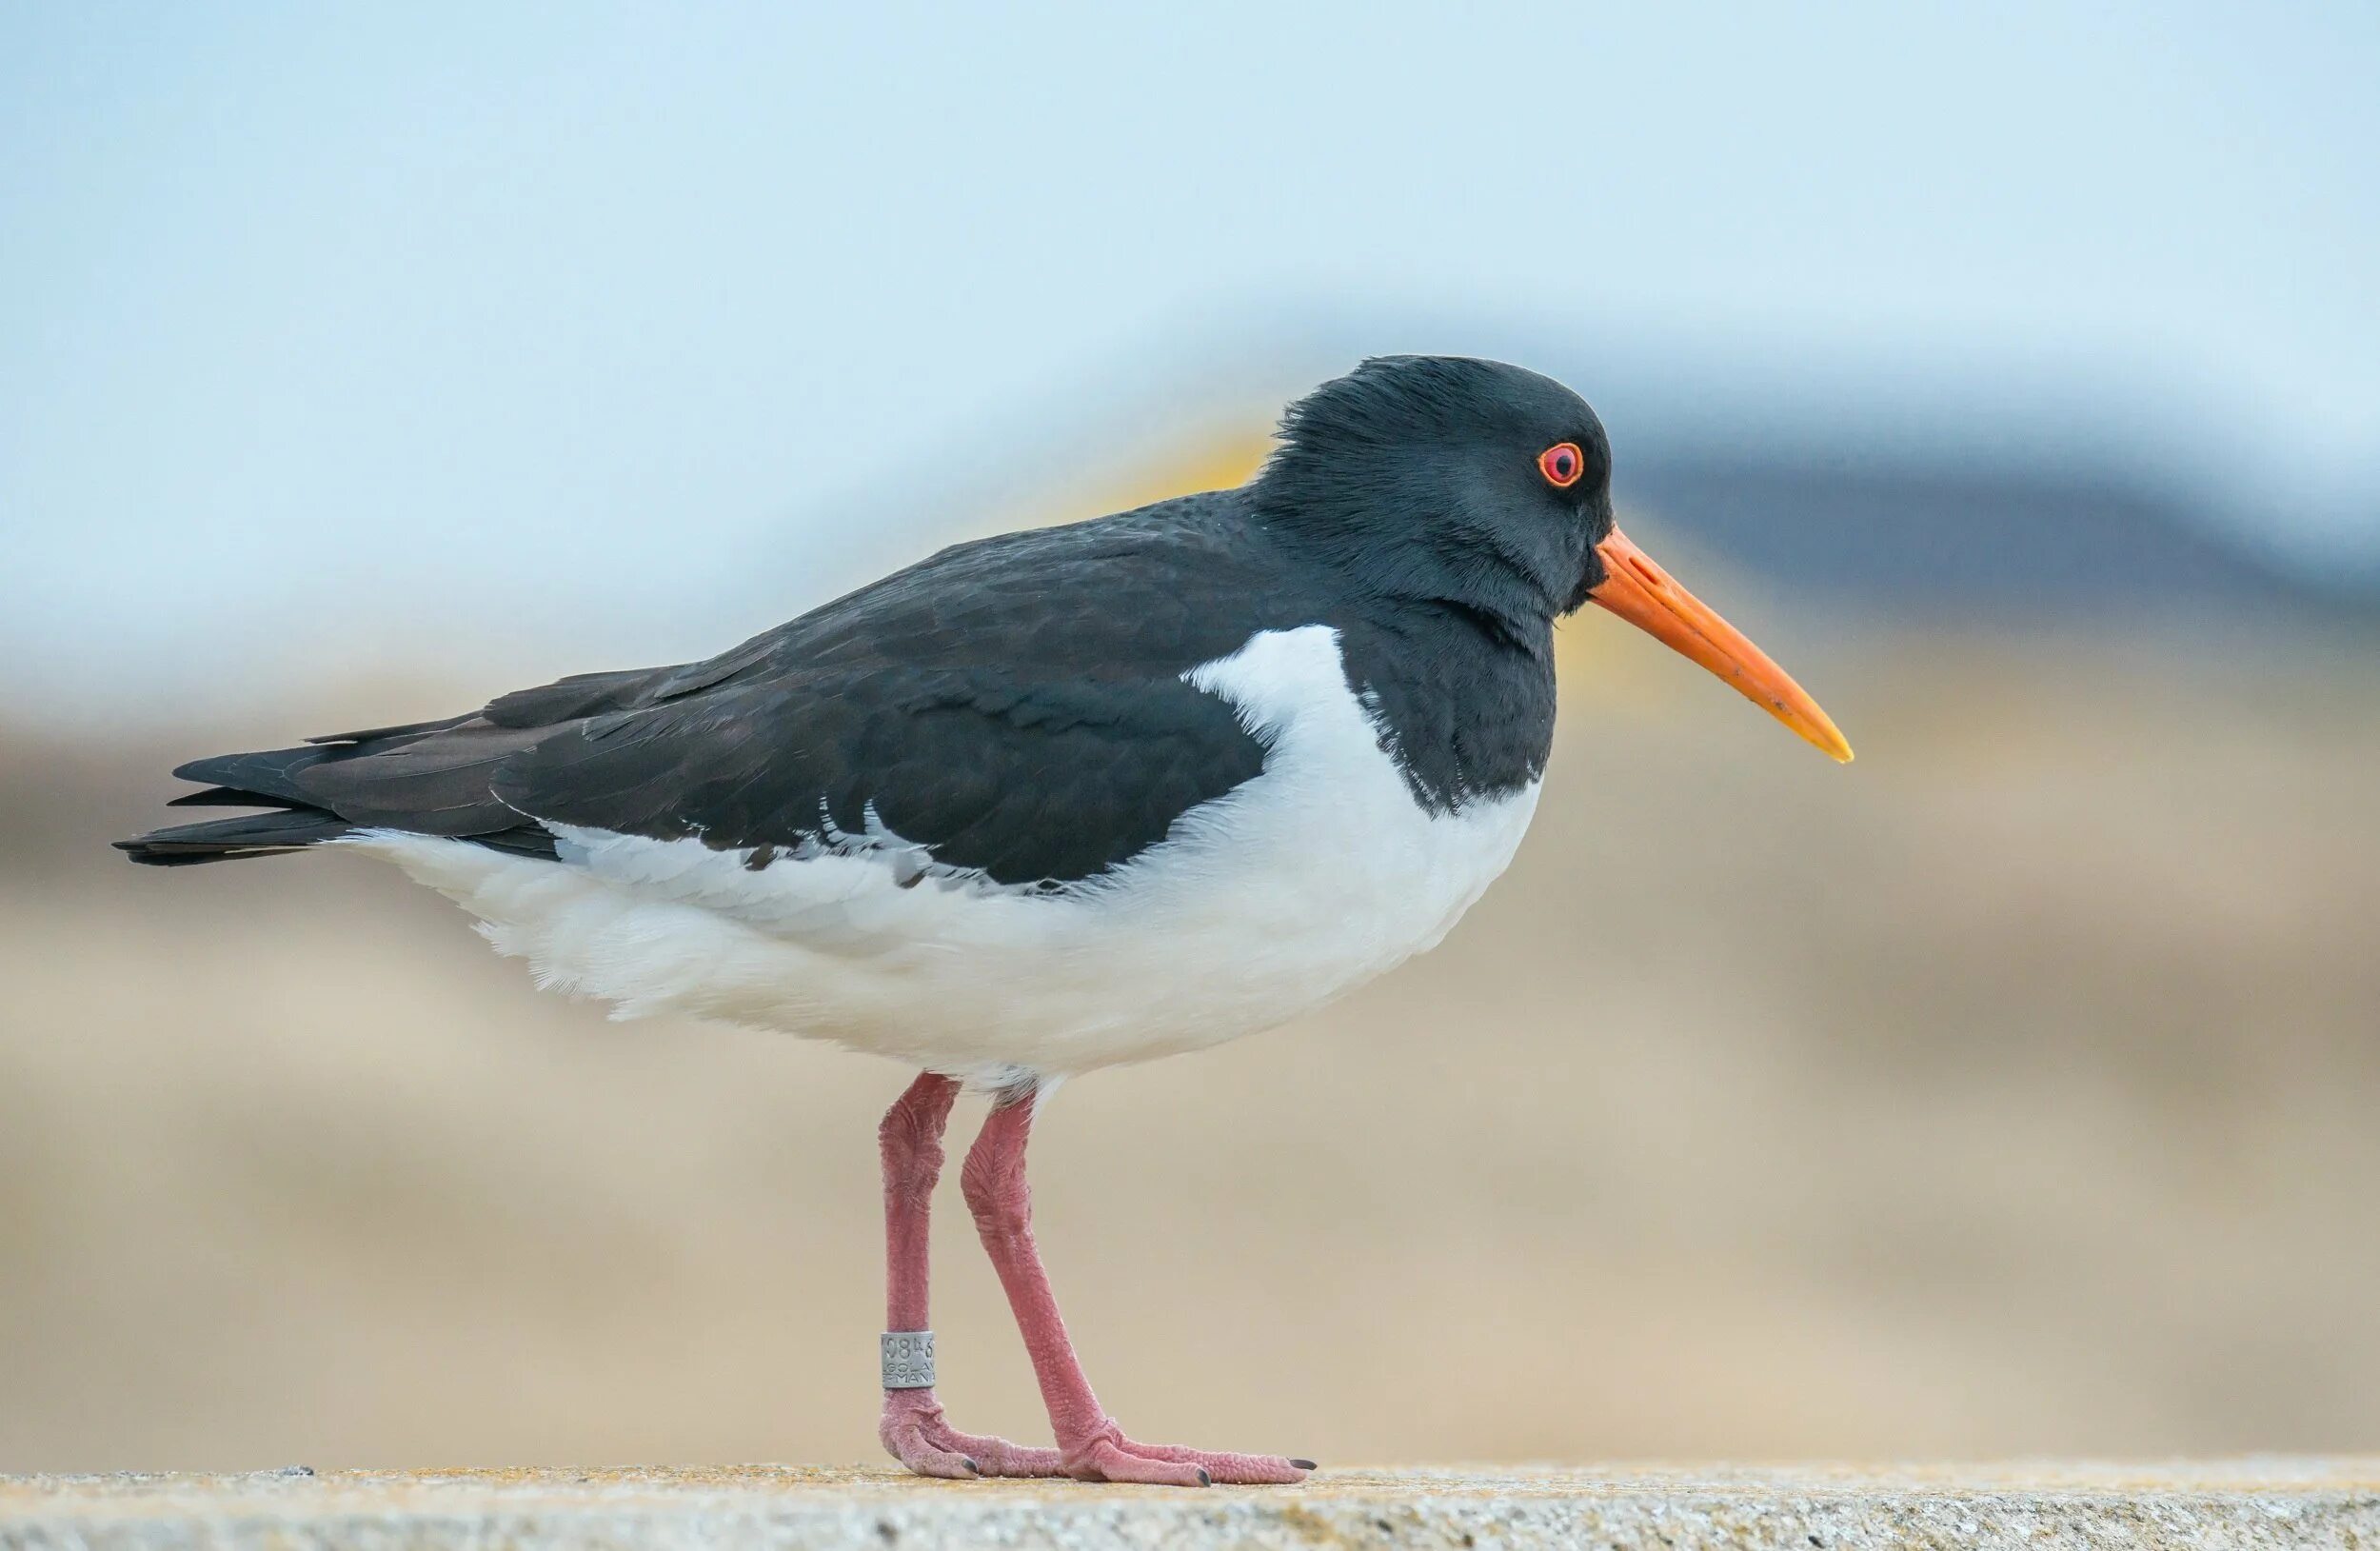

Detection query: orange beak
(1588, 527), (1854, 763)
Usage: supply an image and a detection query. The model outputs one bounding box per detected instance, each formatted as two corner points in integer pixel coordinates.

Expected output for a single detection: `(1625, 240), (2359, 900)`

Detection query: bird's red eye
(1537, 441), (1585, 488)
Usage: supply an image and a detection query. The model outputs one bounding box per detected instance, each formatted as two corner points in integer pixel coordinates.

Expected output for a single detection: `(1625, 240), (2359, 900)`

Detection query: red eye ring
(1537, 441), (1586, 488)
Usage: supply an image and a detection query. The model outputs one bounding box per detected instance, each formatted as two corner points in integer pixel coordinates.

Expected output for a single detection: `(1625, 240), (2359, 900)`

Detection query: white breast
(347, 625), (1540, 1081)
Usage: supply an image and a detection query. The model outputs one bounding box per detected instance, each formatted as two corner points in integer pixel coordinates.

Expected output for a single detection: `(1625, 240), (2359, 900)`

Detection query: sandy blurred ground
(3, 623), (2377, 1472)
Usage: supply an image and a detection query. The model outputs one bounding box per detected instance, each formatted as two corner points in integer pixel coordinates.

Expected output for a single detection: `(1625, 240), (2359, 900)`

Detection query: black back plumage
(122, 356), (1616, 885)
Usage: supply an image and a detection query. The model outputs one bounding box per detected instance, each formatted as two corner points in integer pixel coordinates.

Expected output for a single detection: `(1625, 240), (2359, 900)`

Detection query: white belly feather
(347, 626), (1540, 1080)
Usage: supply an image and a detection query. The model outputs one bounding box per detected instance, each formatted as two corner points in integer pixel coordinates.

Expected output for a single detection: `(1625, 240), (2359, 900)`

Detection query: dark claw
(1289, 1460), (1318, 1471)
(1196, 1468), (1212, 1487)
(962, 1458), (981, 1476)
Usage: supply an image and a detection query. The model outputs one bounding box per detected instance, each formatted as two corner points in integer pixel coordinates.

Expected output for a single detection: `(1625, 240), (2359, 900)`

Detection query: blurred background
(4, 2), (2377, 1473)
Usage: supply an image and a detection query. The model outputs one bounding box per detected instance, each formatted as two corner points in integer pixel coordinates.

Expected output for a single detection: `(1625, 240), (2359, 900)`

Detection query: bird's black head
(1251, 354), (1855, 763)
(1251, 355), (1616, 633)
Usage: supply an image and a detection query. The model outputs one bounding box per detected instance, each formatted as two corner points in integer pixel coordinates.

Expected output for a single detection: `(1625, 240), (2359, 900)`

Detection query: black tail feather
(169, 744), (345, 805)
(304, 712), (474, 746)
(126, 692), (588, 869)
(116, 808), (353, 866)
(167, 785), (303, 808)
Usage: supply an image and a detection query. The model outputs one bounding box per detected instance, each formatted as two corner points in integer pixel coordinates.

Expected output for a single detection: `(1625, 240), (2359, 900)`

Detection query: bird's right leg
(877, 1072), (1064, 1479)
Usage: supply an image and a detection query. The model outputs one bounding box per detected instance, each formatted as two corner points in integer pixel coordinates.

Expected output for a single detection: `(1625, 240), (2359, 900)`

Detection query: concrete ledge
(4, 1462), (2376, 1550)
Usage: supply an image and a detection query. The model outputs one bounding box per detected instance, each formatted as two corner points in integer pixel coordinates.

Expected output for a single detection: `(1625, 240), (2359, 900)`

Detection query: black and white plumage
(122, 355), (1837, 1082)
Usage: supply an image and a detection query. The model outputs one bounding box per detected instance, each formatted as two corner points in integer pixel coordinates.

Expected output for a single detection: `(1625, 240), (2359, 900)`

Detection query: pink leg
(959, 1092), (1312, 1486)
(875, 1072), (1063, 1479)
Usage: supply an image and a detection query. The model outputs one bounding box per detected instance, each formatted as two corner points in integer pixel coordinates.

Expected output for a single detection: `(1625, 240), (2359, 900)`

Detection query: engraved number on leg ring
(882, 1330), (937, 1390)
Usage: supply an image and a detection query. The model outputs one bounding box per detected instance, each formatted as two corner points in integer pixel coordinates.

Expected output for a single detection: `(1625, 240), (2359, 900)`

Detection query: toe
(1204, 1456), (1310, 1486)
(881, 1420), (980, 1481)
(1118, 1442), (1311, 1485)
(1078, 1439), (1211, 1487)
(942, 1435), (1066, 1478)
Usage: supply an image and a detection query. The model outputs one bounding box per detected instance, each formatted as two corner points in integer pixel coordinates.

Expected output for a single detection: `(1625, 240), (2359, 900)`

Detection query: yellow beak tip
(1799, 724), (1854, 764)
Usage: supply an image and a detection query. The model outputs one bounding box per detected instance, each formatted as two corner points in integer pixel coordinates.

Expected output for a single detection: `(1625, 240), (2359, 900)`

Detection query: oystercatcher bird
(121, 355), (1849, 1485)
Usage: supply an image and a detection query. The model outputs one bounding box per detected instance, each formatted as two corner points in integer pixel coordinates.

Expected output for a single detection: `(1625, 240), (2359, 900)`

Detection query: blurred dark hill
(1621, 451), (2379, 625)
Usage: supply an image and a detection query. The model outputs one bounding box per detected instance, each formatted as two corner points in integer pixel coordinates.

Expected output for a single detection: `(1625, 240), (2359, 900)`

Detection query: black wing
(122, 495), (1299, 885)
(494, 663), (1263, 885)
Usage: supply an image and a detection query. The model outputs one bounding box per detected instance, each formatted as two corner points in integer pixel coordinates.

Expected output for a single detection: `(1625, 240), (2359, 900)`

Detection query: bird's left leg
(960, 1089), (1312, 1485)
(875, 1071), (1064, 1479)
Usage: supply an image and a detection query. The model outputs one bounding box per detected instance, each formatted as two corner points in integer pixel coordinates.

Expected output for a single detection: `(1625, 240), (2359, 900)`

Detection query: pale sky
(5, 3), (2376, 718)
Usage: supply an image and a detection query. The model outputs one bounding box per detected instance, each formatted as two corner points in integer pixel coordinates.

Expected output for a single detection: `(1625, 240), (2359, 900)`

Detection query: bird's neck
(1334, 600), (1558, 812)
